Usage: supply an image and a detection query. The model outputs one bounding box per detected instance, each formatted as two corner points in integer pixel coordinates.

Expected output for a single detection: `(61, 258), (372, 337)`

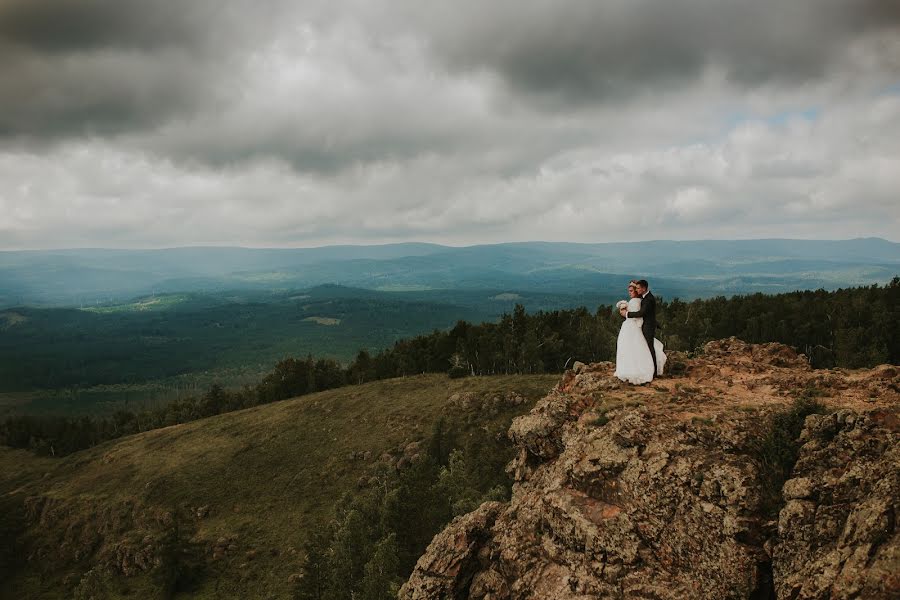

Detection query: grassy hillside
(0, 373), (558, 599)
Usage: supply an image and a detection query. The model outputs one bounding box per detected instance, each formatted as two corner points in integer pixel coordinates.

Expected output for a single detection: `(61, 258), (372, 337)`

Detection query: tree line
(1, 278), (897, 456)
(0, 357), (347, 456)
(354, 277), (899, 377)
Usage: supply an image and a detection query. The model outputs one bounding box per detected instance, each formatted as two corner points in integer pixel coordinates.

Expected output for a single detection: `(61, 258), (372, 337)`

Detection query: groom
(626, 279), (658, 375)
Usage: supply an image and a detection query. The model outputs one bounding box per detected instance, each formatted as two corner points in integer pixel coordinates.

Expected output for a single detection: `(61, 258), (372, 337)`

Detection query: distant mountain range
(1, 238), (897, 307)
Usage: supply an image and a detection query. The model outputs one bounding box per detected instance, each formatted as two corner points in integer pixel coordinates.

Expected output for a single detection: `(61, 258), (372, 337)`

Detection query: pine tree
(294, 528), (331, 600)
(324, 508), (373, 600)
(360, 533), (403, 600)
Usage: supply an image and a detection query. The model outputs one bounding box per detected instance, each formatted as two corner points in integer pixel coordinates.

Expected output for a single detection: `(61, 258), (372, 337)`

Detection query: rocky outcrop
(401, 339), (900, 600)
(399, 502), (505, 599)
(21, 495), (180, 583)
(772, 409), (899, 599)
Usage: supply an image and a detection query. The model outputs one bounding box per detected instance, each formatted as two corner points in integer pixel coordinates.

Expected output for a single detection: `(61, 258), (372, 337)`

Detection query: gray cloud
(0, 0), (202, 52)
(0, 45), (217, 138)
(0, 0), (898, 248)
(0, 0), (287, 140)
(392, 0), (900, 106)
(4, 0), (897, 146)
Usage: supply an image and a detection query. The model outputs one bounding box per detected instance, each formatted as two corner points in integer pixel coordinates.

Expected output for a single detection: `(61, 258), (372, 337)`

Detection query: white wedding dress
(614, 297), (666, 384)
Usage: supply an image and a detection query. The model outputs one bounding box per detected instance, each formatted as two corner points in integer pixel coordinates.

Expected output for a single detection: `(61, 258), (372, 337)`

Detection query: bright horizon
(3, 236), (899, 254)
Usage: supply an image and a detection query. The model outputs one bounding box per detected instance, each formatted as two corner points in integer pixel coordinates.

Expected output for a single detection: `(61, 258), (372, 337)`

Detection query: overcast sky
(1, 0), (898, 249)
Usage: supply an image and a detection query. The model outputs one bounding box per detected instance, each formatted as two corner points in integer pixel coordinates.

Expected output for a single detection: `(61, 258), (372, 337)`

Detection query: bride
(614, 283), (666, 384)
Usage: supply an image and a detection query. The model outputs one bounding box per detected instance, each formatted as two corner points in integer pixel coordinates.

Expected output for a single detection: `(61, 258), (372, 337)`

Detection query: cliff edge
(400, 338), (899, 600)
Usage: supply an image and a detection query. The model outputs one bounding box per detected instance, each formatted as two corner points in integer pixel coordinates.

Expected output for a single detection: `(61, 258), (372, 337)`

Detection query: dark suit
(627, 291), (658, 374)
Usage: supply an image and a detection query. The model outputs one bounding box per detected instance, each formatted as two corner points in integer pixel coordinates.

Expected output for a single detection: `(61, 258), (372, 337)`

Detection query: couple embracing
(614, 279), (667, 385)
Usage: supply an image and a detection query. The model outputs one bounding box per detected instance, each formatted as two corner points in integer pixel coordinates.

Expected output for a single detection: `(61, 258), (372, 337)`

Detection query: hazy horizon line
(2, 236), (897, 253)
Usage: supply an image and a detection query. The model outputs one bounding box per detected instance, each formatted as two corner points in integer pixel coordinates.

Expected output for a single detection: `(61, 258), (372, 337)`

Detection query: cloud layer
(1, 0), (898, 248)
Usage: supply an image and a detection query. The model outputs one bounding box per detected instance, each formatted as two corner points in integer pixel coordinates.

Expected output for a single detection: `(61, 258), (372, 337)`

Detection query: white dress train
(614, 297), (667, 384)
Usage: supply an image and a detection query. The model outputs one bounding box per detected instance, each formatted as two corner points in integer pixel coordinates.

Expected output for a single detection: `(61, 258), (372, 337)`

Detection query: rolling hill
(2, 238), (897, 307)
(0, 372), (558, 599)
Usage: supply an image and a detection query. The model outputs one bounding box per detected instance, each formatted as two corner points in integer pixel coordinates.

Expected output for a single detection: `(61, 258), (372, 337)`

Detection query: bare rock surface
(772, 409), (899, 599)
(401, 339), (899, 600)
(399, 501), (505, 599)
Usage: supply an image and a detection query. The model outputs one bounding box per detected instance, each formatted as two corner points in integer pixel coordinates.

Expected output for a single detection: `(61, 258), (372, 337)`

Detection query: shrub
(590, 410), (610, 427)
(668, 360), (688, 376)
(749, 397), (827, 517)
(447, 366), (469, 379)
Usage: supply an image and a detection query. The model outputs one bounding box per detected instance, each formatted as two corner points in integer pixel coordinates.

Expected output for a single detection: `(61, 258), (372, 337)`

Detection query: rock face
(772, 410), (899, 599)
(401, 339), (900, 600)
(398, 502), (505, 599)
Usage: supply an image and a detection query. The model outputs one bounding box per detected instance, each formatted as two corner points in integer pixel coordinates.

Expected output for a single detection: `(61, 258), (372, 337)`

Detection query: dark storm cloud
(1, 0), (897, 155)
(0, 0), (282, 140)
(0, 46), (211, 138)
(405, 0), (900, 104)
(0, 0), (199, 52)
